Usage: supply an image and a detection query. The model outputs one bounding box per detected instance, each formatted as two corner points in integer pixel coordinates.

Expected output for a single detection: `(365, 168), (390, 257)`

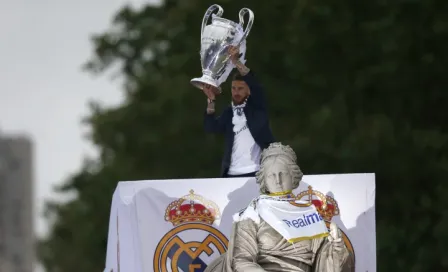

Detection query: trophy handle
(201, 4), (224, 40)
(237, 8), (254, 45)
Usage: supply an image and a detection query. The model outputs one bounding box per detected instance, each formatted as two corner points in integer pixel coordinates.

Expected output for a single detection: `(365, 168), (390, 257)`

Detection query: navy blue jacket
(204, 71), (275, 176)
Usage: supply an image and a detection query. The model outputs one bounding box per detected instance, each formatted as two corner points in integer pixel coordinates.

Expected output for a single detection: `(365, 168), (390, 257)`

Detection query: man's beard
(232, 95), (247, 105)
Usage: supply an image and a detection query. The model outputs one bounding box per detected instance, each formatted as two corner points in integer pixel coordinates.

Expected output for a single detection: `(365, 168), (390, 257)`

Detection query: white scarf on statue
(233, 195), (329, 243)
(232, 99), (248, 132)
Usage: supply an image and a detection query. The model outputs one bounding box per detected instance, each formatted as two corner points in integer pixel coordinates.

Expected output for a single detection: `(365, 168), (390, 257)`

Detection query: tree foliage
(39, 0), (448, 271)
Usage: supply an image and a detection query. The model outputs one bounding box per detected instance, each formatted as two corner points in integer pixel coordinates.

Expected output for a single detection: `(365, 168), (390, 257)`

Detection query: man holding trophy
(190, 4), (275, 178)
(202, 47), (275, 178)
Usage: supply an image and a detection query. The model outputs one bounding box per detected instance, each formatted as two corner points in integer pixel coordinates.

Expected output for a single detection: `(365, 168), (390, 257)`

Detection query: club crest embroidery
(296, 186), (356, 270)
(153, 190), (229, 272)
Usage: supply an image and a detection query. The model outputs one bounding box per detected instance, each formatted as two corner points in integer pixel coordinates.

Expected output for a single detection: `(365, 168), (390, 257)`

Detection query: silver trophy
(190, 4), (254, 90)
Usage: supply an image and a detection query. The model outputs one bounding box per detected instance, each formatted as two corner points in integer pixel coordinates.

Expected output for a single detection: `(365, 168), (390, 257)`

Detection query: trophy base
(190, 76), (220, 91)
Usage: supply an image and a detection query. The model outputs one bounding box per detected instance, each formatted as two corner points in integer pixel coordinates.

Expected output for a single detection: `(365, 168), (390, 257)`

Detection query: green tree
(39, 0), (448, 271)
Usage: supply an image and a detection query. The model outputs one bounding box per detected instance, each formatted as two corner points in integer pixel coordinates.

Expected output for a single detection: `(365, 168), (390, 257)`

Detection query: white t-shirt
(228, 103), (261, 175)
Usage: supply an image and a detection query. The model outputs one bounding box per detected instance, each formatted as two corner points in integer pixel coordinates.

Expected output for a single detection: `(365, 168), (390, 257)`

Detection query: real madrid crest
(153, 190), (229, 272)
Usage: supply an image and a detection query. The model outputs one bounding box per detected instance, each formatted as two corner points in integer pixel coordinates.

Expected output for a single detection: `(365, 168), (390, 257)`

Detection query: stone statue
(205, 142), (354, 272)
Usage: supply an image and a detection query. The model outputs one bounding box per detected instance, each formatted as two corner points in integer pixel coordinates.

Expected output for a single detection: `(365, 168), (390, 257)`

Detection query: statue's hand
(328, 222), (345, 252)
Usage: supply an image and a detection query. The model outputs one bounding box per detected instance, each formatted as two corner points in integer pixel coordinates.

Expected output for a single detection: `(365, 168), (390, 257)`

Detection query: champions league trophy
(190, 4), (254, 90)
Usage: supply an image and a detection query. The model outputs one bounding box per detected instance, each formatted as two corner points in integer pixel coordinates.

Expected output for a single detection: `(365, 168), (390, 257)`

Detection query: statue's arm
(231, 219), (266, 272)
(312, 224), (352, 272)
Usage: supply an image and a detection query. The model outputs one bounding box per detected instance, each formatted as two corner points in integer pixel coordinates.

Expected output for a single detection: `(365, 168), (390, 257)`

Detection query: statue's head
(256, 143), (303, 195)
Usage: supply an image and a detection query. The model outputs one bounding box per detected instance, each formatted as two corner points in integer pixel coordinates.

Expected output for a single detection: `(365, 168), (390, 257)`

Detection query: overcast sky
(0, 0), (158, 244)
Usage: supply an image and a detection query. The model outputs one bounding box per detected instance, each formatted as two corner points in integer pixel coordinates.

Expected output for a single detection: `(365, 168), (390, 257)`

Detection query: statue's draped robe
(205, 218), (354, 272)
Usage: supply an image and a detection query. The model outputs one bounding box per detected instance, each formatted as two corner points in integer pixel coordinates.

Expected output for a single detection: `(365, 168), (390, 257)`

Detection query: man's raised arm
(230, 48), (267, 108)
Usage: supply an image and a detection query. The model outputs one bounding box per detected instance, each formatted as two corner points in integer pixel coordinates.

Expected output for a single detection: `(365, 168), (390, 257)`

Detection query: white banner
(104, 173), (376, 272)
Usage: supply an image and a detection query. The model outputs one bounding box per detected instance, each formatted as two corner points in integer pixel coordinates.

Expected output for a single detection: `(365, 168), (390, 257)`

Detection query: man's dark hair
(232, 72), (245, 82)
